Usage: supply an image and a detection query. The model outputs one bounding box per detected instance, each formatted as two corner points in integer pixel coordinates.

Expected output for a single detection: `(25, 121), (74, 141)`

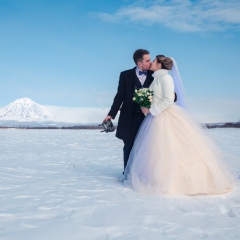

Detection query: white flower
(133, 97), (136, 101)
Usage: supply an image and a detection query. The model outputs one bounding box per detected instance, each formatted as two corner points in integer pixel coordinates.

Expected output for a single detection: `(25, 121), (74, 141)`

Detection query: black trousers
(123, 112), (145, 170)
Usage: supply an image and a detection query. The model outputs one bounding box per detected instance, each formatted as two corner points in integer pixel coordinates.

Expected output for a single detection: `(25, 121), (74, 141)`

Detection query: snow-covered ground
(0, 128), (240, 240)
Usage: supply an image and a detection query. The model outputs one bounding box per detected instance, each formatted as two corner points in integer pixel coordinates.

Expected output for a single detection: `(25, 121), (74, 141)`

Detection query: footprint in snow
(219, 205), (236, 218)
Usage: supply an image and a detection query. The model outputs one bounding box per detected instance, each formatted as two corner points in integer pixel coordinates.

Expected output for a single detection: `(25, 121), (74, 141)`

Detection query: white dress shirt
(136, 67), (147, 86)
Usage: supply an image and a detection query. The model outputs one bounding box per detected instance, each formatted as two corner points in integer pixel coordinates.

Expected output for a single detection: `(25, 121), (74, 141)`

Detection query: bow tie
(139, 71), (147, 76)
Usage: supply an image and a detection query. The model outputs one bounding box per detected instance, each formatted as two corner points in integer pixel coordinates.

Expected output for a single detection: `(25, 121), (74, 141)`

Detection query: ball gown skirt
(124, 105), (233, 195)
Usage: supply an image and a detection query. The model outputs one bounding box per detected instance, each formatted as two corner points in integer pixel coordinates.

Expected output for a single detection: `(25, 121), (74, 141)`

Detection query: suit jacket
(108, 67), (154, 141)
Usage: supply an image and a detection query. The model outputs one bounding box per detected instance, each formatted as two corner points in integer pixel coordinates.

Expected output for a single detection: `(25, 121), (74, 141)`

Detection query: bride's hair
(156, 55), (173, 70)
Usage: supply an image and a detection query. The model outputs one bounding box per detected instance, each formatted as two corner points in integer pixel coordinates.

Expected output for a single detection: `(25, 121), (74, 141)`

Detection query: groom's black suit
(108, 67), (154, 169)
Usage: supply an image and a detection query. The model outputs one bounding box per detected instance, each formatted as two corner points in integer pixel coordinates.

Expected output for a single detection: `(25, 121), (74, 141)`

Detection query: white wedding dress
(124, 69), (233, 195)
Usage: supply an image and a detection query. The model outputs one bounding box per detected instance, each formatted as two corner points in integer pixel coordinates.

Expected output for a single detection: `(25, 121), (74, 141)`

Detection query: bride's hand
(141, 107), (150, 116)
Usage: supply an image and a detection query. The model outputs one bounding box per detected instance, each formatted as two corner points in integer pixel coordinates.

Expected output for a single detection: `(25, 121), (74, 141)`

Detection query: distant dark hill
(0, 122), (240, 129)
(205, 122), (240, 129)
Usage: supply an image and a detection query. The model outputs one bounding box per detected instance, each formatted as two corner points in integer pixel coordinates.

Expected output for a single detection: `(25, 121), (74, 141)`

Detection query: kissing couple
(104, 49), (233, 196)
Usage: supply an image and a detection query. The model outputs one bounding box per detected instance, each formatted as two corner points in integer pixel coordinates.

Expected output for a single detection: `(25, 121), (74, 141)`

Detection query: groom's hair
(133, 49), (150, 65)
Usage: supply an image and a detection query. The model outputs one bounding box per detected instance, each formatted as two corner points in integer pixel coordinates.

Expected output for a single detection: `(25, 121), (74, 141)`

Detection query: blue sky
(1, 0), (240, 122)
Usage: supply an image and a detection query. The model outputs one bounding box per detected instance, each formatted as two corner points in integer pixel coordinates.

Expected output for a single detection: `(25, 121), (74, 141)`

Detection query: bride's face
(150, 58), (162, 71)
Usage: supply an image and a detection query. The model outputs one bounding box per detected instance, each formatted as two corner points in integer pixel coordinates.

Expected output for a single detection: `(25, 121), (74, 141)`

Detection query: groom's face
(139, 54), (151, 71)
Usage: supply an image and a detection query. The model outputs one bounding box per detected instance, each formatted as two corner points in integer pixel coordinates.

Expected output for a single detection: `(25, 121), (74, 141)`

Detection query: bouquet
(133, 88), (153, 109)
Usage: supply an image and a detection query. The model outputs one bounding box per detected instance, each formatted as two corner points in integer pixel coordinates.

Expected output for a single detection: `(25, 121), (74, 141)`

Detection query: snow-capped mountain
(0, 98), (110, 127)
(0, 98), (52, 121)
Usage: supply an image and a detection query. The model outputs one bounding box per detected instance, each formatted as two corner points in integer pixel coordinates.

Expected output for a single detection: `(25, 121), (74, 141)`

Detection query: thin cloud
(43, 96), (240, 124)
(187, 97), (240, 123)
(97, 0), (240, 32)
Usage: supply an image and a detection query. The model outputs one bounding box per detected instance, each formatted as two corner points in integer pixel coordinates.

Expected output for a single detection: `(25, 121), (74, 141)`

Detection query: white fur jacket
(149, 69), (175, 116)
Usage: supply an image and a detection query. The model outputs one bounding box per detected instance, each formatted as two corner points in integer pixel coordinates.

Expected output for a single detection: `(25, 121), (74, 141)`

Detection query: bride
(124, 55), (233, 195)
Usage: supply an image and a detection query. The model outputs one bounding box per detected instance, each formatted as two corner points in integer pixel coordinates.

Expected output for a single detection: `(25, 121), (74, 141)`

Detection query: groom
(104, 49), (153, 171)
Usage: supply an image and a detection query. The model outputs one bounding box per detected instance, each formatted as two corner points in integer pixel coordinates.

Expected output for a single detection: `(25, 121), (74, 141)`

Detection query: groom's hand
(103, 115), (112, 122)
